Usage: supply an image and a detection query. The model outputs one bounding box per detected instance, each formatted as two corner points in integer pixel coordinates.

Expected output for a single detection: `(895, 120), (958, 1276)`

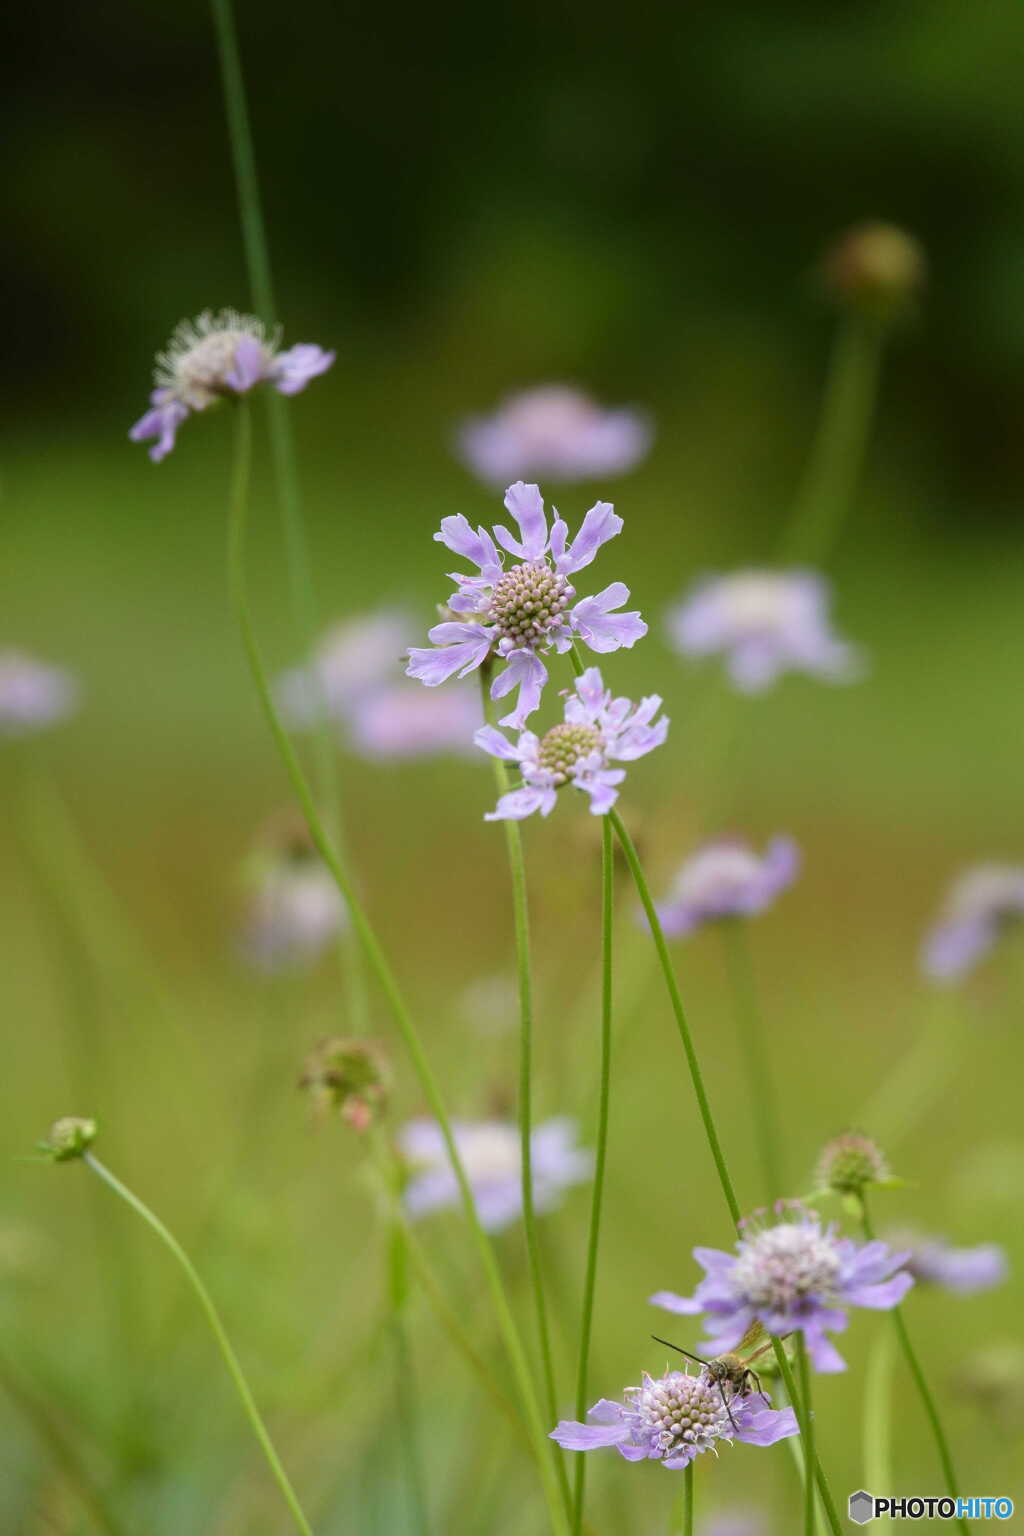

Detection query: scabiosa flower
(475, 666), (667, 821)
(237, 816), (346, 972)
(457, 385), (652, 485)
(655, 838), (799, 936)
(550, 1367), (797, 1470)
(398, 1116), (592, 1233)
(920, 864), (1024, 982)
(666, 570), (859, 692)
(0, 651), (78, 736)
(130, 309), (334, 461)
(347, 684), (481, 759)
(406, 482), (646, 728)
(650, 1205), (914, 1373)
(885, 1231), (1009, 1297)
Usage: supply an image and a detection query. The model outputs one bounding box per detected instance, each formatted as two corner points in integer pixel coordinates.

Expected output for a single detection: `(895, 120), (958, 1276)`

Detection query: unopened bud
(299, 1038), (390, 1131)
(42, 1116), (97, 1162)
(823, 222), (925, 316)
(815, 1131), (889, 1196)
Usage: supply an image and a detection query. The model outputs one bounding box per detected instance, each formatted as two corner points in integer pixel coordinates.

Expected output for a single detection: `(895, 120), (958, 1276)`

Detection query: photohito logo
(848, 1490), (1014, 1523)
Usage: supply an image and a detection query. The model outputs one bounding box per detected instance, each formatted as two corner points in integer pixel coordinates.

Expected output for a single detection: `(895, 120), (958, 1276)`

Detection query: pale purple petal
(495, 482), (549, 561)
(843, 1272), (915, 1309)
(270, 343), (335, 395)
(406, 629), (492, 686)
(491, 649), (548, 728)
(560, 501), (623, 574)
(574, 666), (607, 717)
(129, 393), (189, 462)
(473, 724), (522, 762)
(649, 1290), (703, 1315)
(571, 584), (647, 652)
(227, 335), (269, 392)
(434, 516), (502, 578)
(485, 786), (556, 821)
(735, 1405), (800, 1447)
(549, 1417), (630, 1453)
(802, 1323), (848, 1374)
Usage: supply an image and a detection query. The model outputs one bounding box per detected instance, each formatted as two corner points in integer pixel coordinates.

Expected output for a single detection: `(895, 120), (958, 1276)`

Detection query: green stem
(859, 1194), (970, 1535)
(226, 403), (568, 1536)
(720, 922), (784, 1204)
(571, 817), (614, 1536)
(479, 673), (571, 1521)
(770, 1341), (841, 1536)
(863, 1325), (895, 1522)
(681, 1461), (694, 1536)
(82, 1153), (313, 1536)
(782, 311), (884, 566)
(795, 1334), (816, 1536)
(209, 0), (369, 1032)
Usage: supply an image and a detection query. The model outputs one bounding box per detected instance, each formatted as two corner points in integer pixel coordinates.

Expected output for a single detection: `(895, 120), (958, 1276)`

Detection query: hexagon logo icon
(848, 1489), (875, 1525)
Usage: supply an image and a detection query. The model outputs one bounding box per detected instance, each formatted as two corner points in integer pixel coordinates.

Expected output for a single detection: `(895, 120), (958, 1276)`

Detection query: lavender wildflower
(398, 1116), (592, 1233)
(0, 651), (77, 735)
(475, 666), (667, 821)
(921, 864), (1024, 982)
(406, 481), (646, 728)
(666, 570), (858, 691)
(656, 838), (799, 937)
(238, 816), (346, 972)
(130, 308), (334, 461)
(457, 385), (652, 485)
(651, 1204), (914, 1372)
(550, 1366), (797, 1469)
(886, 1231), (1009, 1297)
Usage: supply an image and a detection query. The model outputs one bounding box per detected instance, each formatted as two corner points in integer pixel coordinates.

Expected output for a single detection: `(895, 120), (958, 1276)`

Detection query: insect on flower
(651, 1320), (777, 1434)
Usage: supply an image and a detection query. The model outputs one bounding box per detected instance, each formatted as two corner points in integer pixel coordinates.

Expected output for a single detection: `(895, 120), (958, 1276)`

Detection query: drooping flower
(884, 1230), (1009, 1297)
(237, 815), (346, 972)
(666, 571), (859, 692)
(398, 1116), (592, 1233)
(0, 651), (78, 736)
(550, 1366), (797, 1470)
(475, 666), (667, 821)
(651, 1204), (914, 1373)
(457, 385), (652, 486)
(130, 309), (334, 461)
(655, 838), (799, 936)
(920, 864), (1024, 983)
(406, 482), (646, 728)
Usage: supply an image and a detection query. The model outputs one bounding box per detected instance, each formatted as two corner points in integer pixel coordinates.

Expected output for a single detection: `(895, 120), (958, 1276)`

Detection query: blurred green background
(2, 0), (1023, 1531)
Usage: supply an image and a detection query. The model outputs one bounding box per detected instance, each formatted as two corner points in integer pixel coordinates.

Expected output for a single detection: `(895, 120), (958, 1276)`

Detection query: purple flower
(475, 666), (667, 821)
(238, 827), (346, 973)
(921, 864), (1024, 983)
(457, 385), (652, 485)
(886, 1231), (1009, 1296)
(398, 1116), (592, 1233)
(656, 838), (799, 936)
(651, 1206), (914, 1373)
(550, 1367), (797, 1471)
(348, 684), (481, 759)
(0, 651), (78, 736)
(130, 309), (334, 461)
(406, 482), (646, 728)
(666, 571), (859, 691)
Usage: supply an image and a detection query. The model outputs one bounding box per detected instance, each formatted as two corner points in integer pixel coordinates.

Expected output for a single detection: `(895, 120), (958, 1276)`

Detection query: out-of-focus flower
(921, 865), (1024, 983)
(823, 222), (926, 316)
(0, 651), (78, 736)
(407, 482), (646, 728)
(651, 1203), (913, 1373)
(814, 1132), (891, 1199)
(476, 666), (667, 821)
(655, 838), (799, 937)
(238, 815), (346, 973)
(457, 385), (652, 486)
(39, 1117), (98, 1162)
(884, 1230), (1009, 1297)
(130, 309), (334, 461)
(299, 1037), (390, 1131)
(959, 1342), (1024, 1429)
(348, 683), (481, 759)
(666, 571), (859, 692)
(550, 1368), (797, 1470)
(398, 1116), (592, 1232)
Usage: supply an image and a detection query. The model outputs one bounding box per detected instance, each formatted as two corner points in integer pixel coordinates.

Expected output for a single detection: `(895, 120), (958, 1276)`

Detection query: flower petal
(735, 1405), (800, 1446)
(434, 516), (502, 578)
(491, 649), (548, 728)
(227, 335), (269, 392)
(571, 584), (647, 653)
(648, 1290), (703, 1315)
(494, 482), (549, 561)
(484, 786), (556, 822)
(559, 500), (623, 574)
(270, 343), (335, 395)
(473, 724), (522, 761)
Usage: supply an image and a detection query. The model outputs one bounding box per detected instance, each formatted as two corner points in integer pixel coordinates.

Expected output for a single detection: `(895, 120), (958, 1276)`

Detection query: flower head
(814, 1132), (890, 1198)
(406, 482), (646, 728)
(651, 1204), (914, 1372)
(550, 1365), (797, 1470)
(0, 651), (78, 736)
(39, 1117), (98, 1162)
(921, 864), (1024, 983)
(299, 1037), (390, 1131)
(238, 815), (346, 972)
(666, 571), (859, 692)
(457, 385), (652, 485)
(885, 1230), (1008, 1297)
(475, 666), (667, 821)
(398, 1116), (592, 1232)
(656, 838), (799, 936)
(823, 222), (926, 317)
(130, 309), (334, 461)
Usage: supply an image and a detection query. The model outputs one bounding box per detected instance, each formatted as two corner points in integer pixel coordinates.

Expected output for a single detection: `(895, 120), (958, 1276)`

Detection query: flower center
(155, 310), (272, 410)
(536, 722), (601, 784)
(627, 1371), (730, 1456)
(731, 1222), (841, 1312)
(721, 575), (791, 633)
(488, 563), (573, 649)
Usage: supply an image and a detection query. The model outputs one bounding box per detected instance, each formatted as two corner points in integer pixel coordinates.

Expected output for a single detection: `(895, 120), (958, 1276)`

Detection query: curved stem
(859, 1195), (970, 1535)
(571, 816), (614, 1536)
(795, 1334), (816, 1536)
(681, 1460), (694, 1536)
(720, 923), (784, 1204)
(770, 1341), (841, 1536)
(82, 1153), (313, 1536)
(225, 405), (568, 1536)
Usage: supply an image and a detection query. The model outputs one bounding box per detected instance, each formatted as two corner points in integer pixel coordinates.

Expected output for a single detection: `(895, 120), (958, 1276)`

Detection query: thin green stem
(479, 672), (572, 1521)
(720, 922), (784, 1204)
(571, 816), (614, 1536)
(864, 1325), (895, 1522)
(795, 1334), (816, 1536)
(770, 1341), (841, 1536)
(82, 1153), (313, 1536)
(680, 1461), (694, 1536)
(782, 311), (884, 567)
(859, 1194), (970, 1536)
(226, 404), (568, 1536)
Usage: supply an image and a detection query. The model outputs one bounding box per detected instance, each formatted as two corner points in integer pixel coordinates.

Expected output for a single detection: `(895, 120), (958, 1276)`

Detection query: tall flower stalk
(225, 402), (569, 1536)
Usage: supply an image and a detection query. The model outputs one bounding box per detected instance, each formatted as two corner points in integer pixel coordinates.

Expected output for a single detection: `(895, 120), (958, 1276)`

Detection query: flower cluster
(921, 864), (1024, 982)
(656, 838), (799, 936)
(457, 385), (652, 485)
